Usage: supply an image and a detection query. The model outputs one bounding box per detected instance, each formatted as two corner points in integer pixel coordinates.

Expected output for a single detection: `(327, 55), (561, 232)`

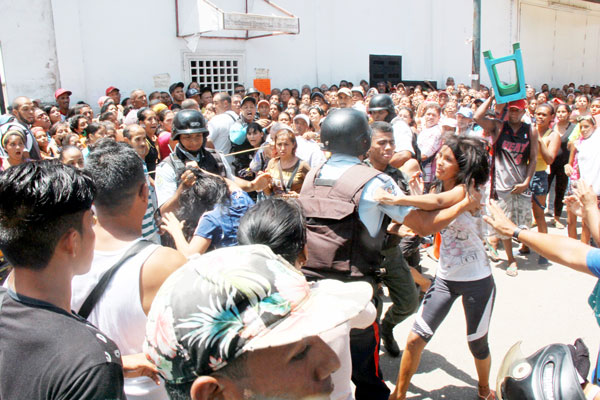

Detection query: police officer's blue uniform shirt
(320, 153), (413, 237)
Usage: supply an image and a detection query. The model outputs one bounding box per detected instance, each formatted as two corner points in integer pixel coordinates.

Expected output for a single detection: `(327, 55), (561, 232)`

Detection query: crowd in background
(3, 75), (600, 400)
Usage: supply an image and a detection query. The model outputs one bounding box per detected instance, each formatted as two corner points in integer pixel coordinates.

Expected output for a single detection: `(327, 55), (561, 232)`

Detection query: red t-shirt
(158, 131), (173, 159)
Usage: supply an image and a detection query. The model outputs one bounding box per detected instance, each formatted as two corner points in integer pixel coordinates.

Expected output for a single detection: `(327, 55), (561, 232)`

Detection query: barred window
(186, 55), (244, 94)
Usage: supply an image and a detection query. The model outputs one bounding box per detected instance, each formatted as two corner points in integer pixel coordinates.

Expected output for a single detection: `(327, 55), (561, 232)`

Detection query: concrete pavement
(379, 223), (599, 399)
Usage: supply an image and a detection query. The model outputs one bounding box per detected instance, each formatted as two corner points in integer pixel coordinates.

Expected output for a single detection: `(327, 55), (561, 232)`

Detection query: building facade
(0, 0), (599, 109)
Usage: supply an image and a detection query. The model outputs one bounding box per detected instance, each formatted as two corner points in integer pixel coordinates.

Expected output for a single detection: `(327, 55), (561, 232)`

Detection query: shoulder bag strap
(78, 240), (153, 319)
(0, 286), (6, 314)
(277, 159), (287, 193)
(283, 160), (302, 192)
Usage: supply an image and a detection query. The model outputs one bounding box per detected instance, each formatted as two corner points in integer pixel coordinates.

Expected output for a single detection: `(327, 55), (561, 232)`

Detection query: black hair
(397, 106), (416, 126)
(556, 103), (571, 113)
(436, 135), (490, 190)
(171, 103), (182, 112)
(99, 102), (115, 115)
(84, 139), (145, 214)
(43, 104), (58, 115)
(370, 121), (394, 134)
(122, 105), (134, 119)
(162, 168), (229, 247)
(158, 107), (173, 122)
(309, 105), (324, 116)
(86, 122), (104, 137)
(148, 91), (161, 101)
(66, 103), (90, 119)
(278, 111), (291, 122)
(99, 111), (115, 122)
(137, 107), (154, 122)
(121, 97), (130, 107)
(237, 198), (306, 264)
(48, 121), (69, 137)
(0, 161), (95, 269)
(536, 102), (555, 115)
(69, 115), (87, 133)
(246, 122), (264, 141)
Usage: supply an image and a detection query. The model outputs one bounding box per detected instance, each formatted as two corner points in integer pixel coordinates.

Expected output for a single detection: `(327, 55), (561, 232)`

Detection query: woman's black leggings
(548, 161), (569, 218)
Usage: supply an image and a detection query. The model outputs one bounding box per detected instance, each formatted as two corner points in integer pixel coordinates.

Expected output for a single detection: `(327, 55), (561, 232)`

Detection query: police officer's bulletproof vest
(164, 147), (226, 184)
(298, 163), (387, 280)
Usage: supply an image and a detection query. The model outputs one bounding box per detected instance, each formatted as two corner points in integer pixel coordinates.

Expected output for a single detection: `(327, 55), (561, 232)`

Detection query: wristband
(512, 225), (528, 242)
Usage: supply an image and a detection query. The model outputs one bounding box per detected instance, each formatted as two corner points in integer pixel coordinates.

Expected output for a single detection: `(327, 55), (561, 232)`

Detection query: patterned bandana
(144, 244), (372, 384)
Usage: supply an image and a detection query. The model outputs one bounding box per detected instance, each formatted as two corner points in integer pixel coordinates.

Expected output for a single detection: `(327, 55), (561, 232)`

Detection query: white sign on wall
(223, 13), (299, 34)
(153, 73), (171, 89)
(255, 68), (269, 79)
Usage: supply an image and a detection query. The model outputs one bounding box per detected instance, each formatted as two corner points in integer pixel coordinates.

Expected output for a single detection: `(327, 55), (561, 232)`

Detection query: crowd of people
(1, 75), (600, 400)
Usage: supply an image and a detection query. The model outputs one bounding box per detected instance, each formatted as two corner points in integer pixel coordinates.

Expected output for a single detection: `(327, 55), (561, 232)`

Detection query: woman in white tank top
(375, 135), (496, 400)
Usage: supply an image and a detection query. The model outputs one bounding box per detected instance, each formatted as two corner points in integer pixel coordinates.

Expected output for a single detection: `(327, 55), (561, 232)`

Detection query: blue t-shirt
(586, 248), (600, 329)
(587, 248), (600, 278)
(194, 190), (255, 249)
(586, 249), (600, 384)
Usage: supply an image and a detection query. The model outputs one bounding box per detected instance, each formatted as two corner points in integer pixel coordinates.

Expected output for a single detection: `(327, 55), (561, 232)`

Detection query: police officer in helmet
(155, 109), (270, 214)
(299, 108), (414, 400)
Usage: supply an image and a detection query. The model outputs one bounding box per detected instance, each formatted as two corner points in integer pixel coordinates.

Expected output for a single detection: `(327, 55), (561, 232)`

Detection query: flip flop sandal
(553, 220), (565, 229)
(485, 239), (500, 262)
(478, 390), (496, 400)
(506, 265), (518, 277)
(478, 384), (496, 399)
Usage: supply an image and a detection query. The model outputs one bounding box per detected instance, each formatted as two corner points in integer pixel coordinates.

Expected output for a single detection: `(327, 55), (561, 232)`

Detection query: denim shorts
(530, 171), (549, 196)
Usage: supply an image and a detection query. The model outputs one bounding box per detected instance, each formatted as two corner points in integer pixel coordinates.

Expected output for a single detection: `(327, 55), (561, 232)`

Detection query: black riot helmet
(171, 109), (209, 141)
(320, 108), (371, 157)
(367, 94), (396, 122)
(497, 341), (586, 400)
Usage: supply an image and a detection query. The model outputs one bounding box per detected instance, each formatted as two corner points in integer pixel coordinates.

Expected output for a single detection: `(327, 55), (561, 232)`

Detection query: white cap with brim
(244, 279), (373, 351)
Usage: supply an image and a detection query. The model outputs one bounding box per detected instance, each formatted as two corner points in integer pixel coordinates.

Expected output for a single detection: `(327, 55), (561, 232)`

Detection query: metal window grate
(187, 57), (241, 94)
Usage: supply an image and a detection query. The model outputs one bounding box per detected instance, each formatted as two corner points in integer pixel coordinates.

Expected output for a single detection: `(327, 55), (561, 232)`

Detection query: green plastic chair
(483, 43), (526, 104)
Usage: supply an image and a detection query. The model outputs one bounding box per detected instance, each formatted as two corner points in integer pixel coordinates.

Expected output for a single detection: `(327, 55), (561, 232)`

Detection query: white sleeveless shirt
(437, 210), (491, 282)
(71, 239), (168, 400)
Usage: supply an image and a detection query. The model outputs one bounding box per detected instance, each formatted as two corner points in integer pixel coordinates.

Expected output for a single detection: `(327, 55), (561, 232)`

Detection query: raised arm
(474, 96), (501, 142)
(571, 180), (600, 245)
(484, 200), (591, 274)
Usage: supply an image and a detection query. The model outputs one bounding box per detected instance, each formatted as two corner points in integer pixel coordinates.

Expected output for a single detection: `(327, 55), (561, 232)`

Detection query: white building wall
(1, 0), (598, 108)
(0, 0), (60, 103)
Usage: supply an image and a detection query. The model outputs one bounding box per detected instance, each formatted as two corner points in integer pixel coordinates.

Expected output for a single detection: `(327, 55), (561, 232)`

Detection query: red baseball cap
(105, 86), (120, 96)
(54, 88), (72, 99)
(507, 99), (527, 110)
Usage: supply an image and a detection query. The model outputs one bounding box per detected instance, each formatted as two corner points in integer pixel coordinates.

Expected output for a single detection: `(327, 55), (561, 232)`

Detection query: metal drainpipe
(472, 0), (481, 90)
